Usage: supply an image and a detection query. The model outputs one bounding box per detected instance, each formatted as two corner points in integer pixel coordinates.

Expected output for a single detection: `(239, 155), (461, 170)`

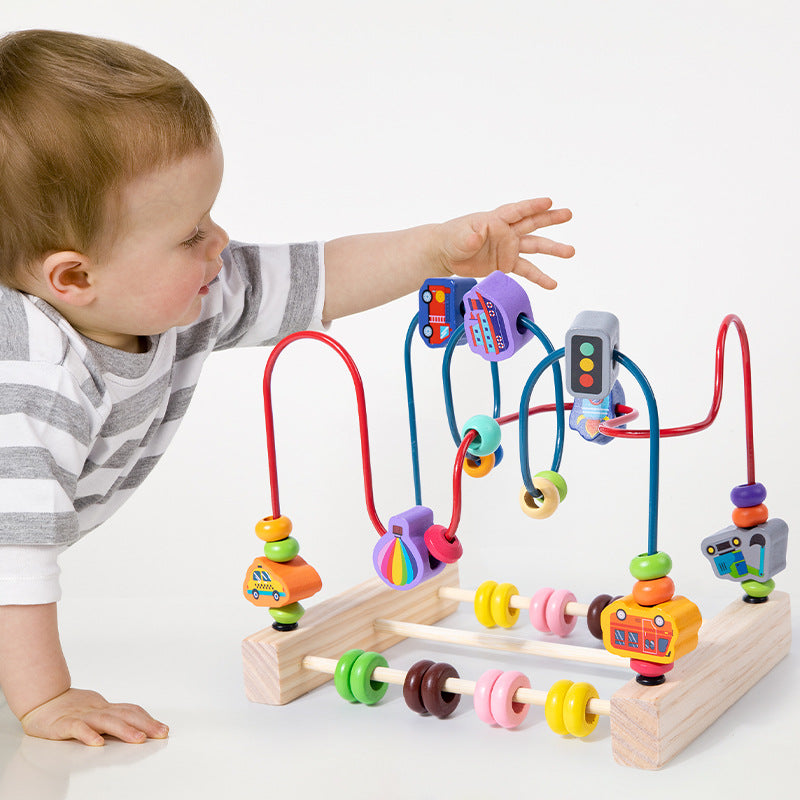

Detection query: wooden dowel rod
(302, 655), (611, 716)
(438, 586), (590, 617)
(373, 618), (625, 668)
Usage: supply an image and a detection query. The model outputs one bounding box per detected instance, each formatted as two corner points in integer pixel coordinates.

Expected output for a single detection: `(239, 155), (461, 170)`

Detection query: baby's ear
(41, 251), (96, 306)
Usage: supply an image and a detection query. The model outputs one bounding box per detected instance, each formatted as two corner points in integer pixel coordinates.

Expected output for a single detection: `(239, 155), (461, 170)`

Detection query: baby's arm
(0, 603), (168, 745)
(322, 198), (574, 321)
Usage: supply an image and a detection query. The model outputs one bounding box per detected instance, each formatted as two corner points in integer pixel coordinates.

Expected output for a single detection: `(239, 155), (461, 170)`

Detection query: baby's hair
(0, 29), (217, 286)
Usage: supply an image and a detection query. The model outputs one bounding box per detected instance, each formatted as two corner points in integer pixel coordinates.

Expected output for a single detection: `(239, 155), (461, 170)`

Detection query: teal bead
(334, 649), (365, 703)
(268, 602), (305, 625)
(263, 536), (300, 562)
(534, 470), (568, 502)
(629, 551), (673, 581)
(742, 578), (775, 598)
(461, 414), (502, 457)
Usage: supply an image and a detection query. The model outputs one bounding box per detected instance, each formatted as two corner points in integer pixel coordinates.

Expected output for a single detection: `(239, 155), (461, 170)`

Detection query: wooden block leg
(610, 591), (791, 769)
(242, 564), (461, 705)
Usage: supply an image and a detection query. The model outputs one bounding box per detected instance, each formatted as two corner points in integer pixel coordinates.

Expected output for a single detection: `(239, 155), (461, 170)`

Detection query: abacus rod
(373, 619), (625, 668)
(438, 586), (590, 617)
(301, 655), (611, 716)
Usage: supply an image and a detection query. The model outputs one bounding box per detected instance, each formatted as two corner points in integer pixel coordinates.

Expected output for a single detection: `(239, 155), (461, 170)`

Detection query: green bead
(534, 470), (568, 502)
(263, 536), (300, 562)
(629, 551), (673, 581)
(461, 414), (502, 457)
(334, 649), (365, 703)
(349, 651), (389, 705)
(742, 578), (775, 598)
(268, 602), (305, 625)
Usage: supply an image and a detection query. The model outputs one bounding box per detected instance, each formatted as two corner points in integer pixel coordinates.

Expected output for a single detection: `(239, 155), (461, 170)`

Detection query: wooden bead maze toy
(241, 271), (791, 770)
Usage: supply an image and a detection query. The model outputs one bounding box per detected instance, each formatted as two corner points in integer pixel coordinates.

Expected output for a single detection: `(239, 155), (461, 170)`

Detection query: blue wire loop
(404, 314), (423, 506)
(613, 350), (660, 556)
(518, 346), (566, 498)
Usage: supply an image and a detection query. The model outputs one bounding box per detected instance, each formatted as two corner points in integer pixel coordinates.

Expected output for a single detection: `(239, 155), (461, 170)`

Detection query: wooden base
(242, 564), (460, 705)
(610, 590), (791, 769)
(242, 572), (791, 770)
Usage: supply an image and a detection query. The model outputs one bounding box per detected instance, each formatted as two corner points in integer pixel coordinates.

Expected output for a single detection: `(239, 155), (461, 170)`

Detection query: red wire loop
(262, 331), (386, 536)
(598, 314), (756, 484)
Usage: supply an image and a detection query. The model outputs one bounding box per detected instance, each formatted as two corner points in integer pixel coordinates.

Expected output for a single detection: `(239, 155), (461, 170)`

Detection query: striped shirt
(0, 241), (325, 603)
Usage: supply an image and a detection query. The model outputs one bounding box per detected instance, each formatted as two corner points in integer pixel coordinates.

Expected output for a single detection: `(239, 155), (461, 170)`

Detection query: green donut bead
(534, 470), (568, 502)
(742, 579), (775, 598)
(268, 602), (305, 625)
(461, 414), (502, 458)
(263, 536), (300, 562)
(629, 551), (673, 581)
(334, 649), (365, 703)
(349, 651), (389, 705)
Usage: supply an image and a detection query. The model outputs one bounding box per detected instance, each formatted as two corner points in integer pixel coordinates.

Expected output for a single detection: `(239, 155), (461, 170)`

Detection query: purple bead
(372, 506), (444, 590)
(730, 482), (767, 508)
(462, 271), (533, 362)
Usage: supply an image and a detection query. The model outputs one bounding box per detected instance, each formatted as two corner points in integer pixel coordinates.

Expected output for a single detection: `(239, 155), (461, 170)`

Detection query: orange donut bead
(255, 515), (293, 542)
(731, 503), (768, 528)
(632, 576), (675, 606)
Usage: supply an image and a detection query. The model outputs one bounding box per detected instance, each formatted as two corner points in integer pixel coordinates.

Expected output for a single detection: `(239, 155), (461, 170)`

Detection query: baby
(0, 29), (574, 745)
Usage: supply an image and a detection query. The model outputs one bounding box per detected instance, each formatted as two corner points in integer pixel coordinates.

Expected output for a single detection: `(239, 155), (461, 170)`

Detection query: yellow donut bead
(564, 682), (600, 738)
(474, 580), (498, 628)
(254, 515), (293, 542)
(544, 679), (572, 735)
(519, 477), (560, 520)
(490, 582), (520, 628)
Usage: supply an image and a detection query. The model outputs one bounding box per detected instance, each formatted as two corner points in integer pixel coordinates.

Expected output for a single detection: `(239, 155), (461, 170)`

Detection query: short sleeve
(212, 241), (327, 351)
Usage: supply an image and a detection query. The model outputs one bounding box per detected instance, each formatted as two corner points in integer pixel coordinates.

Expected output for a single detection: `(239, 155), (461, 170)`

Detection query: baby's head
(0, 29), (218, 288)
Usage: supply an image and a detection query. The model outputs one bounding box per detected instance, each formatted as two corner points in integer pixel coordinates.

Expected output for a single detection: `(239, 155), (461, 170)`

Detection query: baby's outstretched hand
(20, 688), (169, 746)
(434, 198), (574, 289)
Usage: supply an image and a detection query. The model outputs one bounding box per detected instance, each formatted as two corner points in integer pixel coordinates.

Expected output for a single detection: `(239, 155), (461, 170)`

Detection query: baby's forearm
(322, 224), (441, 322)
(0, 603), (71, 719)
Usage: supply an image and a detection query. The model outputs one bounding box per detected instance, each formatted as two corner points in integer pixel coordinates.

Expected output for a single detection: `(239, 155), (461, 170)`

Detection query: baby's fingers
(115, 703), (169, 739)
(83, 710), (153, 744)
(519, 235), (575, 259)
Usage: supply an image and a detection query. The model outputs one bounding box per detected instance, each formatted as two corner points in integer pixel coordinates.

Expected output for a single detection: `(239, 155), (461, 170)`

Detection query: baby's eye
(181, 227), (208, 249)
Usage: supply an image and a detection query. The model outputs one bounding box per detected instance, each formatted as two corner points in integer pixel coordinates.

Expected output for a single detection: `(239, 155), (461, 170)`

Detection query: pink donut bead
(474, 669), (503, 724)
(545, 589), (578, 637)
(490, 670), (531, 729)
(528, 587), (554, 632)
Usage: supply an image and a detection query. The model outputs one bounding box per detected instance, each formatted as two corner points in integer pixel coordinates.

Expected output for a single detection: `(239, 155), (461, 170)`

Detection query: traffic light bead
(629, 551), (673, 581)
(461, 414), (502, 457)
(730, 482), (767, 508)
(731, 503), (769, 528)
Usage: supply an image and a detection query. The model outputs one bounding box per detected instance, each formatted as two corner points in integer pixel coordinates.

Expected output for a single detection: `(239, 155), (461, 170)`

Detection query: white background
(1, 1), (798, 798)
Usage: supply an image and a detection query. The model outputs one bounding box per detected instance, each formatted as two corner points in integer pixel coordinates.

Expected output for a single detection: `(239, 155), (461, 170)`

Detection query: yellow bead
(463, 452), (495, 478)
(545, 679), (572, 735)
(519, 477), (560, 520)
(490, 582), (520, 628)
(255, 515), (293, 542)
(563, 682), (600, 737)
(474, 580), (498, 628)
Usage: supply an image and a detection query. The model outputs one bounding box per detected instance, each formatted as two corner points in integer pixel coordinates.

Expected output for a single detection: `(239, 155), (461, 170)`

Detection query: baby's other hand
(20, 688), (169, 746)
(435, 198), (575, 289)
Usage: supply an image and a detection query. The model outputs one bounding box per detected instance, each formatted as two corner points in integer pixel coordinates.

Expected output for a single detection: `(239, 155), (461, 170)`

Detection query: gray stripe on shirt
(0, 511), (78, 545)
(266, 242), (319, 345)
(0, 384), (91, 446)
(0, 446), (77, 496)
(0, 291), (29, 360)
(98, 372), (172, 437)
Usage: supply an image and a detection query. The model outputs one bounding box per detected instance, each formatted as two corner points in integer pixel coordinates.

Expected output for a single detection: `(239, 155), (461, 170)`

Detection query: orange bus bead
(632, 576), (675, 606)
(731, 503), (769, 528)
